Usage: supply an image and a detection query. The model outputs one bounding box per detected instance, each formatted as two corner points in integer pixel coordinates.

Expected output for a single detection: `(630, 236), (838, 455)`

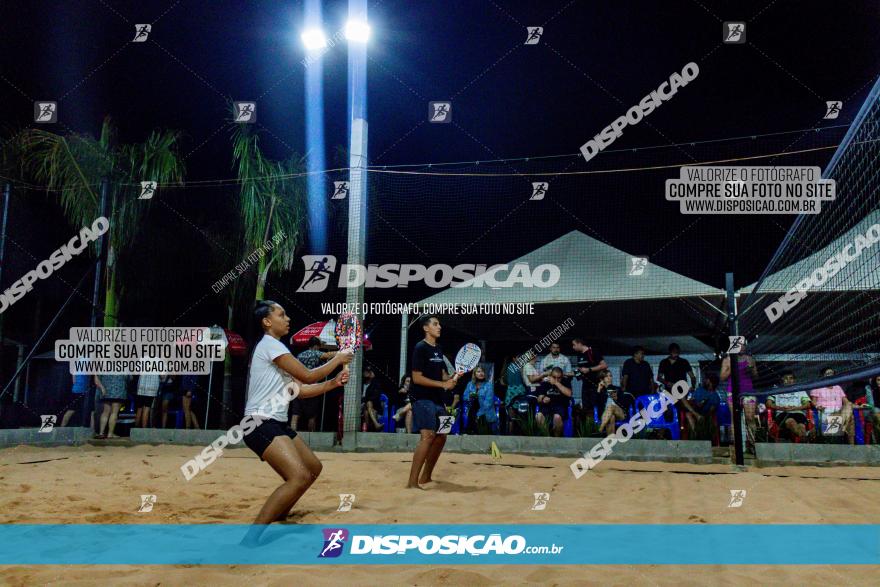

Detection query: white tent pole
(399, 311), (408, 381)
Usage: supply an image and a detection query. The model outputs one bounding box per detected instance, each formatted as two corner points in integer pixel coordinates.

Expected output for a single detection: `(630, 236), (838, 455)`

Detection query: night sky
(1, 0), (879, 379)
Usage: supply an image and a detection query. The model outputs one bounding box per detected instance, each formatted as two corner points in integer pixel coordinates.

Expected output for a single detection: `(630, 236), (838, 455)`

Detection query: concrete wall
(0, 426), (93, 447)
(756, 443), (880, 466)
(352, 432), (713, 464)
(0, 428), (711, 464)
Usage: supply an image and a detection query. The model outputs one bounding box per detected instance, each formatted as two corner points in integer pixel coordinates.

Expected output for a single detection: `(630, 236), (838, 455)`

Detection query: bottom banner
(1, 524), (878, 565)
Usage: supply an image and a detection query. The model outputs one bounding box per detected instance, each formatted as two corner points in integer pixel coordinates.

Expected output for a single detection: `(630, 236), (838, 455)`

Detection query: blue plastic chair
(854, 410), (865, 444)
(379, 394), (393, 433)
(634, 394), (680, 440)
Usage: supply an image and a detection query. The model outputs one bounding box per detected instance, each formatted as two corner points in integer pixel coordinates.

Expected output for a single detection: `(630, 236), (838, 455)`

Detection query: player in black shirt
(406, 315), (461, 489)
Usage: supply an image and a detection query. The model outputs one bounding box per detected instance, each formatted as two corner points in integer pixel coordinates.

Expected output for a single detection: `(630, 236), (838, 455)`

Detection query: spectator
(720, 341), (759, 451)
(685, 373), (721, 437)
(464, 366), (497, 433)
(135, 373), (160, 428)
(292, 336), (337, 431)
(809, 367), (854, 444)
(60, 366), (91, 427)
(596, 369), (626, 436)
(845, 379), (875, 439)
(361, 365), (384, 432)
(540, 342), (572, 376)
(502, 354), (526, 434)
(392, 374), (414, 433)
(766, 372), (812, 441)
(658, 343), (697, 391)
(868, 376), (880, 443)
(621, 346), (655, 399)
(521, 352), (542, 394)
(94, 374), (128, 438)
(159, 375), (177, 429)
(179, 374), (200, 429)
(535, 366), (572, 437)
(571, 338), (607, 425)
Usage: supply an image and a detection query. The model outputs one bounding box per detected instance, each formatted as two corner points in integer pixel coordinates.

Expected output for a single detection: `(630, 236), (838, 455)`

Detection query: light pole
(301, 2), (370, 443)
(343, 1), (370, 443)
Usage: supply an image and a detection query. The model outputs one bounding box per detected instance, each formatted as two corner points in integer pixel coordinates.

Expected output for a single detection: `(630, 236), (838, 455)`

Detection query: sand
(1, 442), (879, 585)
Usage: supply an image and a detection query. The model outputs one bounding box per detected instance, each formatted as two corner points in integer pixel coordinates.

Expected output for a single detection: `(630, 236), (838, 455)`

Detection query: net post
(726, 272), (745, 467)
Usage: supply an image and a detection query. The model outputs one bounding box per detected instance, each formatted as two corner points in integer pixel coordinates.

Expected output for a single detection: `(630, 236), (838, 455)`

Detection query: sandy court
(1, 442), (879, 585)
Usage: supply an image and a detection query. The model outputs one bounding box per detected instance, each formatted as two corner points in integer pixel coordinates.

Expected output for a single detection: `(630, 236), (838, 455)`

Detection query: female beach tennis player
(241, 300), (352, 546)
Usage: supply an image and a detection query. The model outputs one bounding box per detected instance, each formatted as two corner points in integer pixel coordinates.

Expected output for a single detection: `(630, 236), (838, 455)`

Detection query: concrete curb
(0, 427), (93, 447)
(756, 443), (880, 466)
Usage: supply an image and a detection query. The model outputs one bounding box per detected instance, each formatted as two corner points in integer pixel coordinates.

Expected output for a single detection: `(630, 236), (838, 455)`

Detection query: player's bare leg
(407, 429), (435, 488)
(418, 434), (446, 484)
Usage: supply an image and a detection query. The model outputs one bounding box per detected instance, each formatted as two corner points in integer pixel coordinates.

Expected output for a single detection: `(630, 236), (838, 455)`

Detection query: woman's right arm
(719, 357), (730, 381)
(274, 350), (352, 383)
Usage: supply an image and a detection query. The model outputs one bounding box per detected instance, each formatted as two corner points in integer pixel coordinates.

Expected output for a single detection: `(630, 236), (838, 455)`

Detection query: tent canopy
(738, 209), (880, 296)
(419, 230), (725, 306)
(412, 230), (726, 354)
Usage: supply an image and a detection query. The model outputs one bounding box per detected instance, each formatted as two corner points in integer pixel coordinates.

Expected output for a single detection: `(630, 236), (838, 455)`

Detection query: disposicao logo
(297, 255), (560, 292)
(319, 528), (349, 558)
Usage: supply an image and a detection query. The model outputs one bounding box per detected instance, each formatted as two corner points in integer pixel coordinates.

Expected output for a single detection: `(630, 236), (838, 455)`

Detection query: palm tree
(220, 116), (307, 424)
(12, 116), (185, 326)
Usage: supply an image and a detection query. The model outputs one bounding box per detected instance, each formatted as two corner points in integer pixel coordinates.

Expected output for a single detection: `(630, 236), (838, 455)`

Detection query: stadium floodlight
(344, 19), (370, 43)
(301, 28), (328, 51)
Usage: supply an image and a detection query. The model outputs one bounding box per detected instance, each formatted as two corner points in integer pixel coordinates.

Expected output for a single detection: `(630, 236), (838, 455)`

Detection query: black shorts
(244, 418), (298, 460)
(775, 411), (807, 426)
(135, 395), (155, 409)
(412, 399), (446, 432)
(539, 403), (568, 421)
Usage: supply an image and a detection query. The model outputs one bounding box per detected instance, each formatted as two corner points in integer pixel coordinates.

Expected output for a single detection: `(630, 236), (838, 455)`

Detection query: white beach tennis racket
(454, 343), (482, 375)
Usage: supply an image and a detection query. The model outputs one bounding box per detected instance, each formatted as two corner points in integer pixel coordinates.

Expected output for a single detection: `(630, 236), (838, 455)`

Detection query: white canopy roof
(418, 230), (725, 306)
(738, 210), (880, 295)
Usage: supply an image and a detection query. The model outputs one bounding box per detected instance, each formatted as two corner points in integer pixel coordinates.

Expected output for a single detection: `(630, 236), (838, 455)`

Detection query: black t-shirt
(410, 340), (447, 403)
(658, 357), (693, 389)
(576, 348), (604, 388)
(362, 380), (384, 406)
(538, 380), (570, 410)
(621, 358), (654, 396)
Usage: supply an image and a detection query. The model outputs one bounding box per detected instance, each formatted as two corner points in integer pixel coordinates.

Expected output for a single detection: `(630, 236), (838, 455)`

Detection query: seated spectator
(809, 367), (853, 444)
(502, 354), (526, 434)
(392, 374), (413, 433)
(621, 346), (655, 399)
(596, 370), (626, 436)
(658, 343), (698, 420)
(869, 376), (880, 443)
(767, 372), (812, 441)
(845, 379), (875, 439)
(685, 373), (721, 436)
(464, 366), (497, 433)
(361, 366), (384, 432)
(535, 366), (572, 437)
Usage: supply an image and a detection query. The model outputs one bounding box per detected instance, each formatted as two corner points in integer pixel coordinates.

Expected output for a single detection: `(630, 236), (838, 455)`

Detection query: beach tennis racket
(334, 312), (362, 373)
(454, 343), (482, 375)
